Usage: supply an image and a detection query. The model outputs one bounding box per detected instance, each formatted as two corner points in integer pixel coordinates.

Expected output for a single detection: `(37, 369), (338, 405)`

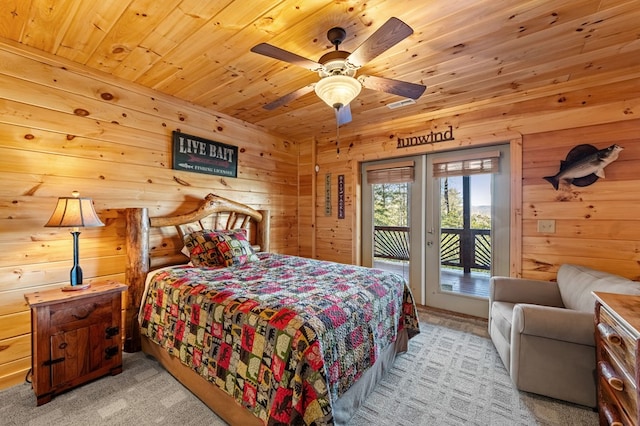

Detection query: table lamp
(45, 191), (104, 291)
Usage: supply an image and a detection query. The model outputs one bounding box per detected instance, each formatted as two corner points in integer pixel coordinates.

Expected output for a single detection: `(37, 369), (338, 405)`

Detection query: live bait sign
(172, 131), (238, 178)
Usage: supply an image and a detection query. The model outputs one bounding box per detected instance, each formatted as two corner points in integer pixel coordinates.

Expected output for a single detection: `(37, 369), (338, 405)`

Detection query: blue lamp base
(61, 231), (91, 292)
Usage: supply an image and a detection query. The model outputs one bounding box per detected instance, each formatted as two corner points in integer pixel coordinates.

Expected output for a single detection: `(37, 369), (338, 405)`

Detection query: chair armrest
(512, 303), (595, 346)
(490, 276), (564, 307)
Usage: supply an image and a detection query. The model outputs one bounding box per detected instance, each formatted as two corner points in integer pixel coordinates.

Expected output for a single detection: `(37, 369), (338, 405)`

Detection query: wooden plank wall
(522, 120), (640, 280)
(1, 42), (640, 393)
(299, 78), (640, 285)
(0, 42), (299, 390)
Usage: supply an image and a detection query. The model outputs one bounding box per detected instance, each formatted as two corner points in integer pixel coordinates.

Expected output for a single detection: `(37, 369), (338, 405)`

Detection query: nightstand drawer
(49, 296), (113, 328)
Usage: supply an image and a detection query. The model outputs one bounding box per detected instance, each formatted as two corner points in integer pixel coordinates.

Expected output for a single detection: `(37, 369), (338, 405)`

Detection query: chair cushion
(490, 301), (516, 343)
(557, 264), (640, 313)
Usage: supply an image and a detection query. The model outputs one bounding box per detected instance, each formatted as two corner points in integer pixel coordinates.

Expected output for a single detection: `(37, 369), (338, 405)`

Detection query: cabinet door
(49, 316), (118, 388)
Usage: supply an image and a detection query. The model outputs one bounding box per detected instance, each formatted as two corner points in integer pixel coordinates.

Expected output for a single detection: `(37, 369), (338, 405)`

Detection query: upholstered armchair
(488, 264), (640, 408)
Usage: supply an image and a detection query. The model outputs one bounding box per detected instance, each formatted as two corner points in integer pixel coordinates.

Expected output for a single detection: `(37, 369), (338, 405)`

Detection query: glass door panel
(361, 156), (425, 304)
(425, 144), (510, 318)
(372, 182), (410, 282)
(439, 174), (491, 297)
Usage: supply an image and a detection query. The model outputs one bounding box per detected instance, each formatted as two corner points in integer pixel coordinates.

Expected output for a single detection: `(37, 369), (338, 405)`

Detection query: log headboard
(123, 193), (270, 352)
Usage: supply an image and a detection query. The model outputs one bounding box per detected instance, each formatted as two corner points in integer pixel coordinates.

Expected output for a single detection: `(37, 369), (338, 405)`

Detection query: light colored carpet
(0, 309), (598, 425)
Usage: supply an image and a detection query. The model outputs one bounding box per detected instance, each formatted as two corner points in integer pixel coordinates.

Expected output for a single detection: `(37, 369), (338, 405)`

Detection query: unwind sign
(172, 131), (238, 178)
(397, 125), (454, 149)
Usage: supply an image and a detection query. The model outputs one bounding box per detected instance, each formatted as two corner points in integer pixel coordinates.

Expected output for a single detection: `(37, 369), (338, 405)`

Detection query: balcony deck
(373, 259), (490, 298)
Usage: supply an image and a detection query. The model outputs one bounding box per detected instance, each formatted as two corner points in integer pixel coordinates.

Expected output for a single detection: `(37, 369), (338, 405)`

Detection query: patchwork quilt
(140, 253), (419, 425)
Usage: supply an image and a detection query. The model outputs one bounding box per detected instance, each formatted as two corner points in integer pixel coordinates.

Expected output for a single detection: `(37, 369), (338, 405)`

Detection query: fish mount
(543, 144), (623, 190)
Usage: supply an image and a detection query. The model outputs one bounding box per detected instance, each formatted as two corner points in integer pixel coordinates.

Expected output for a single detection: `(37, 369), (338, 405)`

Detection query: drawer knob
(598, 361), (624, 392)
(597, 322), (622, 346)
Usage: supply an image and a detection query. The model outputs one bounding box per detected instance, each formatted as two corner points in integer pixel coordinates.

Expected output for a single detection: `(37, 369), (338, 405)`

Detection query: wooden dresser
(593, 292), (640, 425)
(25, 281), (127, 405)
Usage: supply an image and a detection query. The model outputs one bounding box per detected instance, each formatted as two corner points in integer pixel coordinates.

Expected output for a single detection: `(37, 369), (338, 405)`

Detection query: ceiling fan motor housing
(317, 50), (357, 77)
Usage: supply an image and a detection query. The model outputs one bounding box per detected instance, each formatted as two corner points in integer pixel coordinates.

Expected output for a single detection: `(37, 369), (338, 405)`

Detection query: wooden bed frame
(122, 193), (409, 425)
(123, 194), (268, 425)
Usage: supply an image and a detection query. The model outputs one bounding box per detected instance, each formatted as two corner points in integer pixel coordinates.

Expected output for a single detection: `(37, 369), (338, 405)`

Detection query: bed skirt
(141, 329), (409, 425)
(332, 328), (409, 425)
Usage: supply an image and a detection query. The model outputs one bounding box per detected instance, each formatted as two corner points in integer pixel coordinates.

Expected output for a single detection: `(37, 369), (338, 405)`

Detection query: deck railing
(373, 226), (491, 272)
(374, 226), (411, 261)
(440, 227), (491, 272)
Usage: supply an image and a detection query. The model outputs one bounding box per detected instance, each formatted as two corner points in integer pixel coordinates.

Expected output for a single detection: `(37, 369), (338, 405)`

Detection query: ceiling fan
(251, 17), (427, 126)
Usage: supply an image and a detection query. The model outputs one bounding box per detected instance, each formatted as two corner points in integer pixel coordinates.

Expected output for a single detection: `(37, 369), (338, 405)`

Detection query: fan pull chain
(336, 116), (340, 158)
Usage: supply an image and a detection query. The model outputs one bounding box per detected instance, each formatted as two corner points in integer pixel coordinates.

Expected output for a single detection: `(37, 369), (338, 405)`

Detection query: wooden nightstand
(24, 281), (127, 406)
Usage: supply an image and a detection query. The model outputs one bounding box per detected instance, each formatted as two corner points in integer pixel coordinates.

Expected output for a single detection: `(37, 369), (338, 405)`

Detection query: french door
(362, 145), (510, 318)
(424, 145), (510, 318)
(361, 156), (425, 305)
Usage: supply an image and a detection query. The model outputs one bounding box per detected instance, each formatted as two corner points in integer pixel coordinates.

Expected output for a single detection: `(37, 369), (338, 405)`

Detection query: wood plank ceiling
(1, 0), (639, 141)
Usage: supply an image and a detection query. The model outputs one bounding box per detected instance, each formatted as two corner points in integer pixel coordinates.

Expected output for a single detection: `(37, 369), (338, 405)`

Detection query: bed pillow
(214, 230), (260, 267)
(184, 229), (258, 267)
(183, 230), (219, 267)
(181, 228), (248, 258)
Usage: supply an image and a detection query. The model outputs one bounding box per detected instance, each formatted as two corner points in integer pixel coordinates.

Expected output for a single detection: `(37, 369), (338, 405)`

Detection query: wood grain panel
(308, 112), (640, 285)
(0, 335), (30, 365)
(522, 219), (640, 240)
(1, 0), (640, 392)
(0, 1), (31, 40)
(0, 256), (127, 291)
(20, 0), (81, 53)
(54, 1), (130, 63)
(519, 119), (640, 280)
(0, 41), (299, 388)
(0, 357), (30, 390)
(523, 200), (640, 221)
(0, 311), (30, 340)
(84, 0), (182, 73)
(1, 0), (639, 142)
(523, 236), (640, 259)
(522, 256), (640, 281)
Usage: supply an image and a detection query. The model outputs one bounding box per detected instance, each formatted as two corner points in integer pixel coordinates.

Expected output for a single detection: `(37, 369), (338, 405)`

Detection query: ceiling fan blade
(347, 17), (413, 68)
(335, 104), (352, 126)
(263, 83), (316, 110)
(251, 43), (322, 71)
(359, 74), (426, 100)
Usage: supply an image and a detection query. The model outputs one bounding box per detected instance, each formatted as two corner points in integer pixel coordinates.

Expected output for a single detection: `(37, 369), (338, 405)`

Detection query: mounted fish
(543, 144), (623, 190)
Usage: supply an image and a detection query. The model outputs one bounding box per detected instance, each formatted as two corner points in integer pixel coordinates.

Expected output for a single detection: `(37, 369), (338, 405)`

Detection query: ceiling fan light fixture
(314, 75), (362, 109)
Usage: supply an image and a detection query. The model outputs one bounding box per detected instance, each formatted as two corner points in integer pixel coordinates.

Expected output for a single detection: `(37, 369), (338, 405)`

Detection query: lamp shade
(314, 75), (362, 109)
(45, 194), (104, 228)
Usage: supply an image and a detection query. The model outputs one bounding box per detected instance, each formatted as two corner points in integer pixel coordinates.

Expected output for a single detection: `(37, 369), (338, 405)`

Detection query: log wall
(0, 42), (299, 390)
(522, 120), (640, 280)
(2, 36), (640, 393)
(300, 79), (640, 285)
